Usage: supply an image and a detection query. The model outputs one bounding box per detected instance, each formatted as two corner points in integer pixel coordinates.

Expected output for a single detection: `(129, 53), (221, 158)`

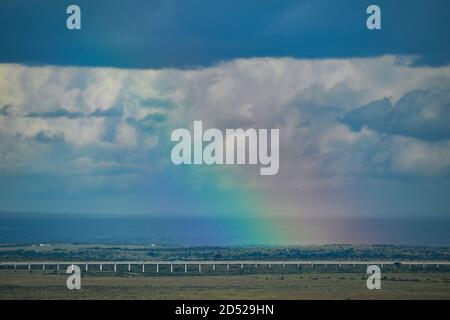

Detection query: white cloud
(391, 138), (450, 176)
(0, 55), (449, 189)
(115, 122), (137, 147)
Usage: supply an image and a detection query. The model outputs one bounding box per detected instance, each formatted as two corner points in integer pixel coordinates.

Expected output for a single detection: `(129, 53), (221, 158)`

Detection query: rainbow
(167, 163), (289, 245)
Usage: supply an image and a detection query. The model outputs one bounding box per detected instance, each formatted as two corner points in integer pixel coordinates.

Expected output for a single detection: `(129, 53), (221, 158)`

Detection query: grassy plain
(1, 244), (450, 299)
(1, 270), (450, 300)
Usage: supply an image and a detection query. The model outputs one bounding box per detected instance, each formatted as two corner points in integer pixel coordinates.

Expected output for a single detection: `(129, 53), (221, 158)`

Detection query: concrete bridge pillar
(227, 264), (229, 270)
(156, 264), (159, 273)
(100, 264), (103, 271)
(57, 264), (60, 271)
(241, 264), (244, 269)
(28, 264), (31, 270)
(170, 264), (173, 273)
(114, 264), (117, 272)
(142, 264), (145, 273)
(42, 264), (45, 271)
(185, 264), (187, 273)
(128, 264), (131, 272)
(213, 264), (215, 271)
(85, 264), (88, 272)
(198, 264), (202, 272)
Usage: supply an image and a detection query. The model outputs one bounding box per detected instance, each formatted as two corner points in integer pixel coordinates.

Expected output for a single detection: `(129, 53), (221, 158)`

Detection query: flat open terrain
(1, 270), (450, 299)
(1, 244), (450, 299)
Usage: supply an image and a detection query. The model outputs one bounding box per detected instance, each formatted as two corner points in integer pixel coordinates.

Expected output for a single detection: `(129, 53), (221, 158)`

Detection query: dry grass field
(1, 270), (450, 300)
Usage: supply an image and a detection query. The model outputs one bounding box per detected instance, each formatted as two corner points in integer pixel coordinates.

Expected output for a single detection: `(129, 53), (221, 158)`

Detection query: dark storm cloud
(89, 107), (123, 118)
(141, 98), (175, 110)
(343, 88), (450, 141)
(0, 0), (449, 68)
(127, 112), (169, 134)
(26, 109), (84, 119)
(0, 105), (12, 116)
(25, 108), (123, 119)
(33, 130), (65, 144)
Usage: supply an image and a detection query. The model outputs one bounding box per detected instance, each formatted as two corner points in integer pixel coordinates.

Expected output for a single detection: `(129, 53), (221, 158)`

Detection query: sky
(0, 1), (449, 244)
(1, 0), (450, 68)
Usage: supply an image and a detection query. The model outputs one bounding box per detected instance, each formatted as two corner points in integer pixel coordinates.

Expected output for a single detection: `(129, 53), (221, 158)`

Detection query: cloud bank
(0, 56), (449, 217)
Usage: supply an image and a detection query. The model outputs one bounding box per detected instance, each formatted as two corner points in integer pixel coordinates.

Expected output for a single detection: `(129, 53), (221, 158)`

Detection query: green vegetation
(1, 244), (449, 261)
